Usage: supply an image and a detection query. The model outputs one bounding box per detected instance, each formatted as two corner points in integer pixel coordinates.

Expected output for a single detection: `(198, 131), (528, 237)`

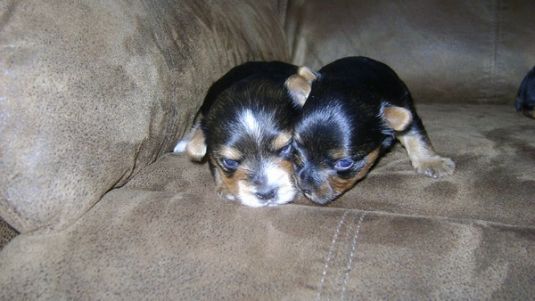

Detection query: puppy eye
(221, 158), (239, 171)
(334, 158), (354, 171)
(278, 144), (293, 157)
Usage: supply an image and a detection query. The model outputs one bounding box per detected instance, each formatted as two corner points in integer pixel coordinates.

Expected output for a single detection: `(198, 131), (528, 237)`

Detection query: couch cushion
(285, 0), (535, 104)
(1, 104), (533, 300)
(0, 0), (288, 232)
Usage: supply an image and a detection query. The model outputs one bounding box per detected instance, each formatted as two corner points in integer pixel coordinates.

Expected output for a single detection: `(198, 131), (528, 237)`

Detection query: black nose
(255, 188), (277, 200)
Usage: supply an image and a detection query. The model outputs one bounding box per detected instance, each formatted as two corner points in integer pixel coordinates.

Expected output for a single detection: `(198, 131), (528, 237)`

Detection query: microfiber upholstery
(285, 0), (535, 104)
(0, 0), (288, 232)
(1, 1), (535, 300)
(1, 104), (534, 299)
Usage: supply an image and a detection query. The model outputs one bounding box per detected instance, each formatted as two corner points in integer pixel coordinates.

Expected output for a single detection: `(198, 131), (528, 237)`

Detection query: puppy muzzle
(296, 167), (335, 205)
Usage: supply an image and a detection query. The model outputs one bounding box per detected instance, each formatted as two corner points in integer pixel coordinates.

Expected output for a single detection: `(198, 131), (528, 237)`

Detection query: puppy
(287, 56), (455, 204)
(515, 66), (535, 119)
(174, 62), (313, 207)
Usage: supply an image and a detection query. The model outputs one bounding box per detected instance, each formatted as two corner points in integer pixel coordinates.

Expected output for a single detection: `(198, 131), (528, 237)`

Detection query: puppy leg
(173, 120), (207, 161)
(397, 121), (455, 178)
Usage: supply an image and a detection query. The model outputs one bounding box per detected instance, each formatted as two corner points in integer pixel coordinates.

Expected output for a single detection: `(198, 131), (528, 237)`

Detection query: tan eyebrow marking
(271, 132), (292, 150)
(328, 148), (348, 160)
(328, 148), (380, 194)
(218, 146), (242, 160)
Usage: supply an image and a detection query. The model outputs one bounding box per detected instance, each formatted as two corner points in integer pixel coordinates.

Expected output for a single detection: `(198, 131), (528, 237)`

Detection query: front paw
(414, 156), (455, 179)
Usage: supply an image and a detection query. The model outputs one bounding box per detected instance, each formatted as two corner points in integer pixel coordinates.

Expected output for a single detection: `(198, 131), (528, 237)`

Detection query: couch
(1, 0), (534, 299)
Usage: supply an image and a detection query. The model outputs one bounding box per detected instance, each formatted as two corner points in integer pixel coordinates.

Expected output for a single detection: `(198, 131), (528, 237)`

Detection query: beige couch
(1, 1), (534, 299)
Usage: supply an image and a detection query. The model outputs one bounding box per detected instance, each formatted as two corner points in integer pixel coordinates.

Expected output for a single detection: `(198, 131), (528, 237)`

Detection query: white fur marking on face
(235, 161), (296, 207)
(240, 109), (262, 140)
(237, 181), (265, 208)
(264, 162), (296, 205)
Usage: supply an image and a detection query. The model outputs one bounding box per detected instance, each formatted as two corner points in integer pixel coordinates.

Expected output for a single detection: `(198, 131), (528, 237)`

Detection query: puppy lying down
(176, 57), (454, 206)
(174, 62), (313, 207)
(290, 57), (455, 204)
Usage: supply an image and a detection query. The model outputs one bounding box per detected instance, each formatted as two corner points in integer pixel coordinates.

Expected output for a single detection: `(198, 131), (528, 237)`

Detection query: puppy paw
(414, 156), (455, 179)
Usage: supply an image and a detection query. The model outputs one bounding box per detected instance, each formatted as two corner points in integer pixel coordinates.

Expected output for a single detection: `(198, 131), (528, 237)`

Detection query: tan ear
(285, 66), (317, 107)
(186, 127), (207, 161)
(383, 106), (413, 131)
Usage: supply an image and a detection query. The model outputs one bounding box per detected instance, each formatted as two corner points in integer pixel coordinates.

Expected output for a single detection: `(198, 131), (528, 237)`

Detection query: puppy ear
(382, 105), (413, 131)
(285, 66), (317, 107)
(185, 126), (207, 161)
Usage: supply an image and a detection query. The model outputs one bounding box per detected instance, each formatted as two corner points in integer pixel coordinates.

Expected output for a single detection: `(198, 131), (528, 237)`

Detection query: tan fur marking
(271, 132), (292, 150)
(328, 148), (348, 160)
(398, 131), (455, 178)
(186, 127), (207, 161)
(327, 148), (380, 194)
(297, 66), (317, 82)
(210, 156), (248, 198)
(276, 158), (294, 177)
(285, 66), (316, 107)
(383, 106), (413, 131)
(218, 146), (242, 161)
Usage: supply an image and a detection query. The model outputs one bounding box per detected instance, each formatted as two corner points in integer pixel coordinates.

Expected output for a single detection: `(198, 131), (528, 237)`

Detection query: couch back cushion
(0, 0), (288, 232)
(285, 0), (535, 104)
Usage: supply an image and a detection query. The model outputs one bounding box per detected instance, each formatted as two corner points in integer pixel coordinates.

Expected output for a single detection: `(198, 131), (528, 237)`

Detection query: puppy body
(515, 66), (535, 119)
(292, 56), (455, 204)
(176, 62), (303, 207)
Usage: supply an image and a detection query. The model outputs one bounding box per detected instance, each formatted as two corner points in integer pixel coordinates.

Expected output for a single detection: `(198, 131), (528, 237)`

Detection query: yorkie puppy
(175, 61), (314, 207)
(286, 56), (455, 204)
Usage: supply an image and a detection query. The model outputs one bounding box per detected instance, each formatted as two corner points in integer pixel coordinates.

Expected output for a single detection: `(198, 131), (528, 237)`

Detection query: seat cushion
(1, 104), (533, 299)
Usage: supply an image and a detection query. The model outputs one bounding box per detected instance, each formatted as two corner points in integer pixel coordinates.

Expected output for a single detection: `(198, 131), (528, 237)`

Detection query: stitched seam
(340, 212), (367, 300)
(317, 211), (349, 301)
(286, 203), (535, 230)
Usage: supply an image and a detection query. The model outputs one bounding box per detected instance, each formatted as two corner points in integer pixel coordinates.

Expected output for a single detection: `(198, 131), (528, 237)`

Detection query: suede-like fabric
(0, 0), (288, 232)
(1, 105), (534, 300)
(1, 1), (535, 299)
(285, 0), (535, 104)
(328, 105), (535, 226)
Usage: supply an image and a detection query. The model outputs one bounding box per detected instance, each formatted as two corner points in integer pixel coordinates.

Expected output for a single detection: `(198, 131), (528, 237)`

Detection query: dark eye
(221, 158), (239, 171)
(334, 158), (354, 171)
(279, 144), (293, 157)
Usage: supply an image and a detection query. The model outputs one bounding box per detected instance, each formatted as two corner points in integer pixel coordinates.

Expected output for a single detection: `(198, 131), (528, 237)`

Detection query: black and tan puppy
(515, 66), (535, 119)
(287, 56), (455, 204)
(174, 62), (313, 207)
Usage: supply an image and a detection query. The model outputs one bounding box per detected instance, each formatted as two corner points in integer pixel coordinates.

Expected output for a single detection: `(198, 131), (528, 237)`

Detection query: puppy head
(194, 81), (300, 207)
(293, 96), (412, 204)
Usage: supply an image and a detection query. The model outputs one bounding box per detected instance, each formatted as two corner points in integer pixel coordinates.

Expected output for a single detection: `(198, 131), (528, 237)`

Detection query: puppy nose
(255, 188), (277, 200)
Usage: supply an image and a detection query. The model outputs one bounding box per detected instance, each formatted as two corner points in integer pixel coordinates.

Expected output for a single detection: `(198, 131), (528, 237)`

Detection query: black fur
(196, 61), (301, 206)
(201, 62), (300, 168)
(294, 56), (431, 204)
(515, 66), (535, 119)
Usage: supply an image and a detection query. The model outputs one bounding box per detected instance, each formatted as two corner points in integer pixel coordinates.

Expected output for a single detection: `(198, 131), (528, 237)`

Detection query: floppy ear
(382, 105), (413, 131)
(285, 66), (317, 107)
(185, 126), (207, 161)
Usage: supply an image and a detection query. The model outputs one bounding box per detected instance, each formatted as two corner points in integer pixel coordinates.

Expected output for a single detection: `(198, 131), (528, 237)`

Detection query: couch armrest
(0, 0), (288, 232)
